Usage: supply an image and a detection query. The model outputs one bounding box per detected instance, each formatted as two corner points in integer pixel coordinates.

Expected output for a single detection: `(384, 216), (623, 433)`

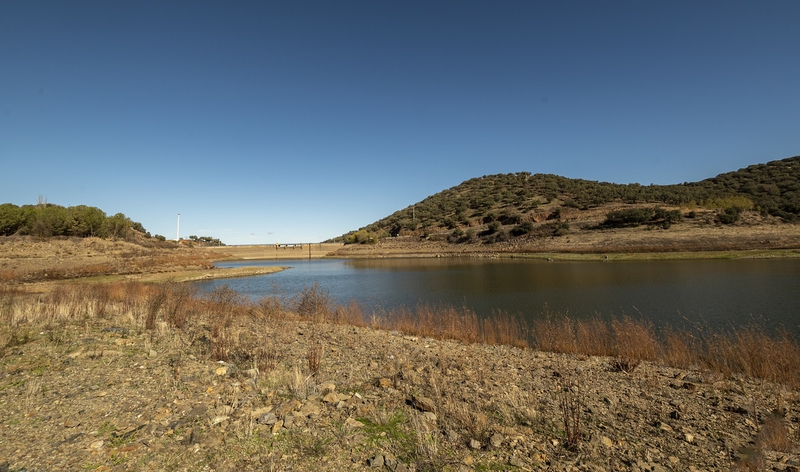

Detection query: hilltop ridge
(333, 155), (800, 256)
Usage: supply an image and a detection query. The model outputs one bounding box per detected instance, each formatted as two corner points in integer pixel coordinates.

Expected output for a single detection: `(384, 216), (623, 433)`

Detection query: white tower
(176, 214), (181, 241)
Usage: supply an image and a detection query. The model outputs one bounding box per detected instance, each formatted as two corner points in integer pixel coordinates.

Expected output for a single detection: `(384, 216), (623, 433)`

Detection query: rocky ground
(0, 312), (798, 471)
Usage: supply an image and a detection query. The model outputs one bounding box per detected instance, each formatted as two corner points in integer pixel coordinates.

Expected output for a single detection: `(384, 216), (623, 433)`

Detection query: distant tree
(27, 204), (70, 237)
(0, 203), (23, 236)
(68, 205), (107, 237)
(104, 213), (133, 240)
(603, 208), (654, 227)
(131, 221), (147, 234)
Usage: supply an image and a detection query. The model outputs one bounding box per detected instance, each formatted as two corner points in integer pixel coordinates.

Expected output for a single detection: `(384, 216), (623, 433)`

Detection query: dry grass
(556, 374), (583, 449)
(758, 414), (794, 453)
(2, 279), (798, 387)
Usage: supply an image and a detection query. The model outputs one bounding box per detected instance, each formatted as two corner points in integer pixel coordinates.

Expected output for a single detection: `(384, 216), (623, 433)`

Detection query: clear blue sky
(2, 1), (798, 244)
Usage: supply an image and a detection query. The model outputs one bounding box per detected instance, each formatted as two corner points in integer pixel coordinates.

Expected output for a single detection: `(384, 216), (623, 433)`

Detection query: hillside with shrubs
(336, 155), (800, 247)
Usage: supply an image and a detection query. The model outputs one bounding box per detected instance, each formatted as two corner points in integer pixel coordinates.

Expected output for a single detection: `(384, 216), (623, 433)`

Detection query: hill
(334, 155), (800, 255)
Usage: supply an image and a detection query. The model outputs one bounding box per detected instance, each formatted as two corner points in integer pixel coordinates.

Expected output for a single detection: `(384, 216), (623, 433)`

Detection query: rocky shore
(1, 313), (797, 471)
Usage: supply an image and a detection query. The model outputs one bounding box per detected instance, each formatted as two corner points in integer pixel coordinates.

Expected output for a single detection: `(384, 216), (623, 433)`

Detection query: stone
(423, 411), (437, 424)
(684, 433), (694, 443)
(470, 439), (482, 449)
(489, 432), (504, 448)
(344, 417), (364, 428)
(376, 377), (393, 388)
(297, 401), (321, 418)
(256, 413), (277, 425)
(210, 416), (229, 426)
(271, 419), (283, 434)
(367, 454), (384, 467)
(283, 414), (294, 429)
(214, 366), (228, 376)
(318, 381), (336, 394)
(274, 400), (302, 417)
(601, 436), (613, 447)
(322, 392), (339, 403)
(410, 394), (436, 412)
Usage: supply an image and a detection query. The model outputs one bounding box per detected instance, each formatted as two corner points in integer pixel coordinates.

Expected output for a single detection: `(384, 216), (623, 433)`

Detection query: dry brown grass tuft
(288, 365), (316, 400)
(0, 284), (21, 323)
(660, 326), (699, 369)
(531, 312), (578, 354)
(330, 301), (368, 327)
(702, 325), (800, 386)
(256, 295), (285, 321)
(576, 317), (613, 356)
(294, 282), (331, 323)
(481, 309), (529, 348)
(608, 316), (657, 372)
(758, 414), (794, 453)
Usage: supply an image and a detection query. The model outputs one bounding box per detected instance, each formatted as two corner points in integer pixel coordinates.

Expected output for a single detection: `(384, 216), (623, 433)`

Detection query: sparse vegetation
(336, 155), (800, 245)
(1, 277), (798, 470)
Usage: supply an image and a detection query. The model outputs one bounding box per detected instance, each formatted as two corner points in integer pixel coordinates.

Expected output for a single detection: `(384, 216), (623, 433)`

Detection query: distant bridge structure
(203, 242), (344, 260)
(274, 243), (304, 249)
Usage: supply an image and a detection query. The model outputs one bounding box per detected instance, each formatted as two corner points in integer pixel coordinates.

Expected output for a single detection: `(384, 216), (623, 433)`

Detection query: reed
(2, 279), (798, 386)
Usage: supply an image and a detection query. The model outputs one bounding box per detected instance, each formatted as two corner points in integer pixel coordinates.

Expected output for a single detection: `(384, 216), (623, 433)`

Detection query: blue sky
(2, 1), (799, 244)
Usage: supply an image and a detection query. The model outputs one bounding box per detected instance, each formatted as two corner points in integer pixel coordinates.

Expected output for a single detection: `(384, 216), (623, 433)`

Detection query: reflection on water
(193, 257), (800, 335)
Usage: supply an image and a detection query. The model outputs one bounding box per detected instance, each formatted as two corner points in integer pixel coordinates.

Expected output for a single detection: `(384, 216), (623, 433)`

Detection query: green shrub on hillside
(603, 208), (654, 227)
(510, 221), (534, 236)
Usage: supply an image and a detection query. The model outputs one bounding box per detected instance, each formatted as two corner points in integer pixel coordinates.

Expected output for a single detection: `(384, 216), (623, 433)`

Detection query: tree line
(0, 202), (150, 240)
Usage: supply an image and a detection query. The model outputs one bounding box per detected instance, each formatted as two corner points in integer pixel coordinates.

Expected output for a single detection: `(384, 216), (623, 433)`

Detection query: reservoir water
(193, 258), (800, 335)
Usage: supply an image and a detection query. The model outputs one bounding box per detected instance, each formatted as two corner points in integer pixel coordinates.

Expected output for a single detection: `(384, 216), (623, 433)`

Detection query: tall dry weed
(481, 310), (529, 348)
(164, 281), (197, 328)
(575, 317), (613, 356)
(256, 295), (285, 321)
(556, 373), (583, 449)
(288, 365), (315, 400)
(294, 282), (331, 322)
(0, 285), (20, 324)
(532, 313), (577, 354)
(758, 414), (794, 453)
(607, 316), (656, 372)
(612, 316), (658, 362)
(660, 326), (699, 369)
(331, 301), (367, 327)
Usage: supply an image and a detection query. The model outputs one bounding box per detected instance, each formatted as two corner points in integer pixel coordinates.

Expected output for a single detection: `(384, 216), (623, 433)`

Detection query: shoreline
(18, 266), (288, 293)
(324, 247), (800, 262)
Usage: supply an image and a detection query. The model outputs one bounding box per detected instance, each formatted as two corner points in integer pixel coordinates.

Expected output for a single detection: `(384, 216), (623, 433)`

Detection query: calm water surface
(193, 258), (800, 334)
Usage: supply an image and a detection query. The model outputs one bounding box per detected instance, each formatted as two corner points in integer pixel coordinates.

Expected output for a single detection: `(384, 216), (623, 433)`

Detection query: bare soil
(0, 236), (284, 289)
